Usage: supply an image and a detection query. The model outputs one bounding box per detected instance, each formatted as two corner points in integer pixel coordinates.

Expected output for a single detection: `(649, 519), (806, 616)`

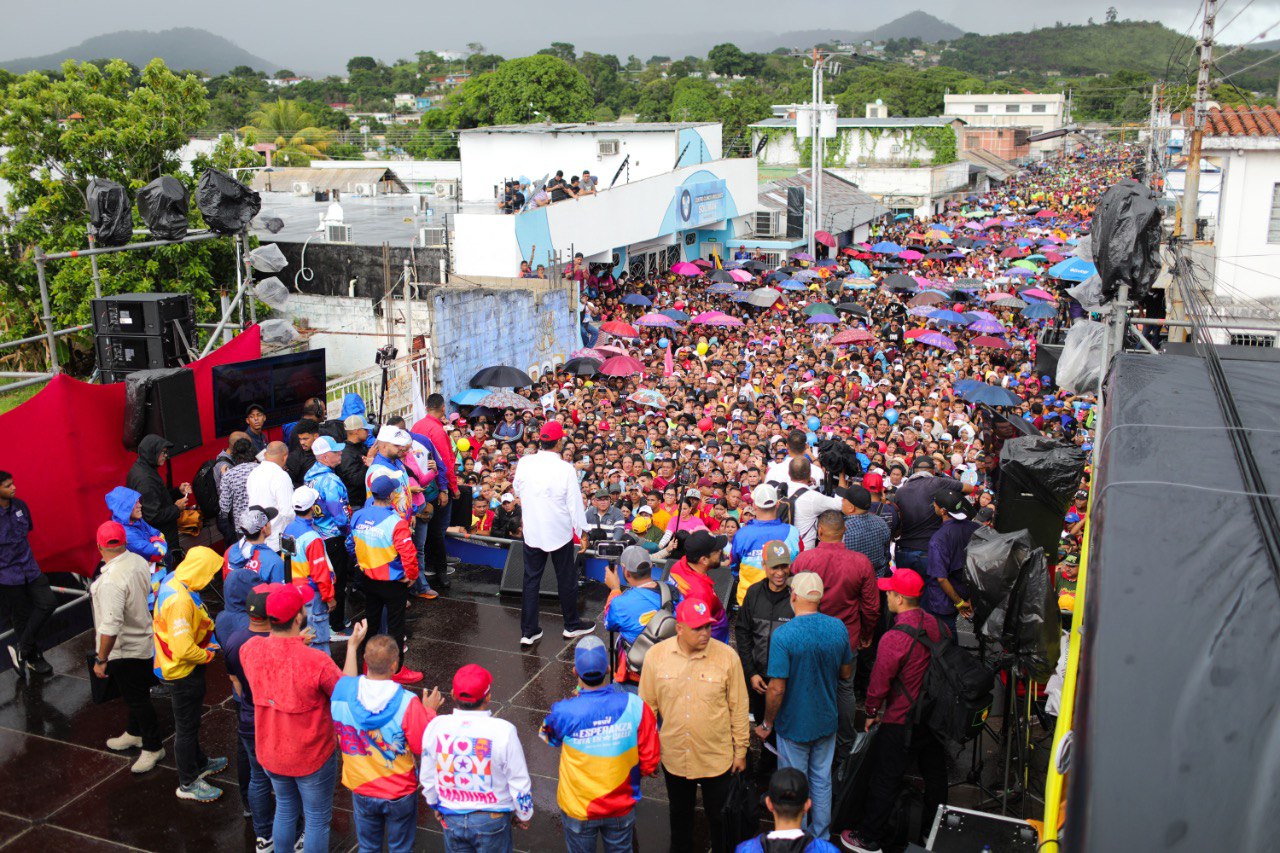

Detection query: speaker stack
(92, 292), (196, 382)
(122, 368), (203, 457)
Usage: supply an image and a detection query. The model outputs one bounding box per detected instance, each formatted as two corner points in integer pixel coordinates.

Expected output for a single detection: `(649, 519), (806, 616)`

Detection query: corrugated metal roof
(959, 148), (1020, 181)
(752, 116), (962, 129)
(460, 121), (715, 135)
(250, 167), (409, 194)
(757, 169), (889, 232)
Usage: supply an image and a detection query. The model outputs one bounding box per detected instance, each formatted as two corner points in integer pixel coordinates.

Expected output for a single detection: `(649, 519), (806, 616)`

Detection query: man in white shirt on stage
(245, 441), (295, 552)
(511, 421), (595, 646)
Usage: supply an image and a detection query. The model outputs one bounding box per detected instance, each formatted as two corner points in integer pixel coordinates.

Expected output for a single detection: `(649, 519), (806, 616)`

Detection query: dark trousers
(857, 722), (947, 846)
(361, 578), (409, 668)
(324, 536), (352, 629)
(106, 657), (161, 751)
(663, 766), (734, 853)
(216, 514), (236, 547)
(896, 548), (929, 580)
(0, 574), (56, 657)
(424, 501), (450, 578)
(168, 664), (209, 787)
(520, 541), (581, 638)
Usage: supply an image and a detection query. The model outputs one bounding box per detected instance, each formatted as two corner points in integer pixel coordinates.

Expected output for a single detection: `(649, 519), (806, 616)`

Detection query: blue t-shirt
(767, 612), (853, 743)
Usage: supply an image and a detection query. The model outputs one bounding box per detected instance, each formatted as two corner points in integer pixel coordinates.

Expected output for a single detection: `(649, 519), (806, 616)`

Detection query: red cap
(878, 569), (925, 598)
(452, 664), (493, 703)
(264, 583), (315, 622)
(676, 597), (715, 628)
(96, 521), (127, 549)
(540, 421), (565, 442)
(862, 472), (884, 491)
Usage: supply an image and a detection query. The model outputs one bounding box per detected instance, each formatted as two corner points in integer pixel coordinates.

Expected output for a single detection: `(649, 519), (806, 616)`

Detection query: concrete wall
(831, 162), (970, 217)
(957, 126), (1031, 161)
(1208, 146), (1280, 300)
(755, 126), (949, 168)
(276, 293), (435, 376)
(264, 240), (449, 300)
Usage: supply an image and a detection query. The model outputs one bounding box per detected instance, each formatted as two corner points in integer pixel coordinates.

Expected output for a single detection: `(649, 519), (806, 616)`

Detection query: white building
(458, 121), (722, 205)
(832, 162), (971, 219)
(311, 159), (461, 195)
(751, 114), (965, 168)
(943, 93), (1067, 156)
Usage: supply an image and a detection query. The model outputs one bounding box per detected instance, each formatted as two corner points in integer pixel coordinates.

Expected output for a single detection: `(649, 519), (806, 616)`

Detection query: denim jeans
(306, 594), (331, 655)
(777, 732), (838, 840)
(240, 733), (276, 840)
(266, 749), (338, 853)
(439, 810), (513, 853)
(562, 811), (636, 853)
(167, 664), (208, 787)
(352, 791), (418, 853)
(411, 520), (433, 594)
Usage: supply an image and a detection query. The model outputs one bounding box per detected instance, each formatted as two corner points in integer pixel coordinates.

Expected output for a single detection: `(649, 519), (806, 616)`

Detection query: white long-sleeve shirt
(245, 461), (295, 551)
(419, 709), (534, 822)
(511, 450), (587, 551)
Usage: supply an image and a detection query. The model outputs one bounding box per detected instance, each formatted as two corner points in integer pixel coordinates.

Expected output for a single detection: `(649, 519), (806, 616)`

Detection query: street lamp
(792, 48), (858, 259)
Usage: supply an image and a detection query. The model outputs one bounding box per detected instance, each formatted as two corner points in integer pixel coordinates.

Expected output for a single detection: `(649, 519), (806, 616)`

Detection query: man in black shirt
(546, 170), (572, 203)
(892, 457), (973, 581)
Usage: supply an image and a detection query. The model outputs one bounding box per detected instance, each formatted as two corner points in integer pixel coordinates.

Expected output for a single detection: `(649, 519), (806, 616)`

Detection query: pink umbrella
(671, 262), (702, 276)
(728, 268), (754, 283)
(913, 276), (933, 288)
(971, 335), (1011, 349)
(898, 249), (923, 261)
(983, 291), (1017, 302)
(636, 312), (680, 328)
(1021, 288), (1056, 301)
(570, 347), (605, 361)
(691, 311), (745, 327)
(595, 344), (628, 357)
(599, 320), (640, 338)
(599, 355), (645, 377)
(814, 230), (835, 247)
(830, 328), (875, 345)
(693, 258), (714, 268)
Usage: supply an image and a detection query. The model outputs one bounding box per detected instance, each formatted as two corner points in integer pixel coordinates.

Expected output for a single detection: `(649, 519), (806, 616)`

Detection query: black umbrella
(469, 365), (533, 388)
(873, 261), (903, 271)
(825, 280), (844, 295)
(924, 251), (950, 260)
(559, 357), (602, 376)
(708, 269), (734, 283)
(883, 273), (918, 292)
(836, 302), (870, 317)
(953, 237), (975, 248)
(742, 260), (768, 272)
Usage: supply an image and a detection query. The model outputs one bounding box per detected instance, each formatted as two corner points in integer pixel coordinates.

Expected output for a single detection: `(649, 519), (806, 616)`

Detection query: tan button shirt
(90, 551), (155, 660)
(639, 635), (749, 779)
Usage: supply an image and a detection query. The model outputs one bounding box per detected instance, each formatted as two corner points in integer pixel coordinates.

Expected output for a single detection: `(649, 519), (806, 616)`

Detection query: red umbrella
(599, 355), (645, 377)
(841, 247), (858, 256)
(904, 328), (930, 339)
(595, 344), (628, 356)
(693, 258), (714, 268)
(599, 320), (640, 338)
(999, 247), (1026, 259)
(830, 328), (875, 345)
(815, 230), (835, 247)
(972, 335), (1010, 349)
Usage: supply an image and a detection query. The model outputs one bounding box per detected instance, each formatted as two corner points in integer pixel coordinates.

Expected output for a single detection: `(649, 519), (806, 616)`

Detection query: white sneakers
(131, 748), (164, 774)
(106, 732), (143, 751)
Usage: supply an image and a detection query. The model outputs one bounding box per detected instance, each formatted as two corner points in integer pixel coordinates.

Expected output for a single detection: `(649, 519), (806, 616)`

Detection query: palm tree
(241, 99), (334, 166)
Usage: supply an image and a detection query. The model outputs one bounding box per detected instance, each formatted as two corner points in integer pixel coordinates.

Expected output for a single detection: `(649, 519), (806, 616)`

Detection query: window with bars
(1229, 333), (1276, 348)
(1269, 184), (1280, 243)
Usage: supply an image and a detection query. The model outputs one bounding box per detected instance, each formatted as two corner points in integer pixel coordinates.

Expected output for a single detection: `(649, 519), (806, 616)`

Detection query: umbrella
(707, 282), (739, 295)
(1011, 260), (1041, 271)
(971, 335), (1011, 350)
(968, 318), (1006, 334)
(928, 309), (968, 325)
(779, 279), (808, 291)
(831, 328), (875, 345)
(671, 262), (702, 276)
(894, 213), (911, 221)
(805, 313), (839, 324)
(660, 309), (690, 322)
(792, 252), (815, 262)
(958, 384), (1023, 406)
(693, 258), (714, 268)
(636, 313), (680, 328)
(993, 297), (1028, 309)
(469, 365), (532, 388)
(691, 311), (745, 327)
(803, 302), (838, 315)
(728, 269), (754, 283)
(814, 231), (835, 247)
(1046, 257), (1097, 282)
(968, 310), (997, 320)
(1006, 268), (1036, 277)
(999, 247), (1026, 259)
(744, 288), (782, 308)
(916, 331), (957, 352)
(983, 291), (1017, 302)
(570, 347), (606, 361)
(559, 357), (602, 376)
(595, 344), (628, 357)
(600, 320), (640, 338)
(742, 260), (769, 272)
(897, 249), (924, 261)
(1035, 209), (1057, 219)
(450, 388), (489, 406)
(883, 273), (918, 292)
(708, 269), (734, 283)
(816, 258), (838, 268)
(1024, 302), (1057, 320)
(1020, 288), (1056, 301)
(835, 302), (870, 317)
(478, 389), (533, 410)
(1025, 254), (1048, 263)
(847, 260), (871, 277)
(598, 356), (645, 377)
(909, 292), (947, 307)
(627, 389), (669, 408)
(793, 270), (821, 281)
(620, 294), (652, 307)
(872, 241), (904, 254)
(908, 305), (937, 318)
(904, 328), (930, 339)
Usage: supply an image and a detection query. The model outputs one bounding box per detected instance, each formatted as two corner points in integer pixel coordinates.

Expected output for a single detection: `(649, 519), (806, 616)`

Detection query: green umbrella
(803, 303), (837, 316)
(1012, 259), (1042, 272)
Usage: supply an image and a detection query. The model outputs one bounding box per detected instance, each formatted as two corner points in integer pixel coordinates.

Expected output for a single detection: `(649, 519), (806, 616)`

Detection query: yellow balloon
(696, 342), (709, 356)
(585, 380), (594, 387)
(456, 438), (471, 452)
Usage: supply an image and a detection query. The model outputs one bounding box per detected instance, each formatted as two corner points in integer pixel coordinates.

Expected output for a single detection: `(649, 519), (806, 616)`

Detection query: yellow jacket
(153, 546), (221, 681)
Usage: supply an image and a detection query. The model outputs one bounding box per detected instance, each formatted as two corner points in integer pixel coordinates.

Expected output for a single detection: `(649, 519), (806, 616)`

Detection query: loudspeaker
(91, 292), (194, 337)
(498, 543), (564, 597)
(95, 335), (176, 374)
(123, 368), (203, 456)
(993, 488), (1065, 564)
(786, 187), (805, 239)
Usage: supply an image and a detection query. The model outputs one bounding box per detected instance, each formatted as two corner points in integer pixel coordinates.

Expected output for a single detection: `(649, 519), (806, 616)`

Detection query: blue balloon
(807, 416), (821, 431)
(884, 408), (899, 426)
(710, 336), (719, 346)
(658, 338), (669, 349)
(806, 431), (818, 445)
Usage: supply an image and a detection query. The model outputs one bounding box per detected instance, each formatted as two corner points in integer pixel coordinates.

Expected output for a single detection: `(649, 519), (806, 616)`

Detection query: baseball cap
(676, 597), (715, 628)
(751, 483), (779, 509)
(912, 456), (936, 470)
(369, 475), (399, 500)
(862, 472), (884, 491)
(684, 529), (728, 562)
(96, 521), (126, 549)
(573, 636), (610, 685)
(311, 436), (340, 456)
(246, 583), (272, 620)
(768, 767), (810, 809)
(540, 421), (565, 441)
(238, 505), (278, 535)
(452, 664), (493, 703)
(594, 488), (610, 499)
(620, 544), (653, 576)
(343, 414), (371, 431)
(934, 486), (974, 520)
(293, 485), (320, 512)
(762, 540), (792, 569)
(500, 492), (515, 503)
(265, 582), (315, 623)
(836, 484), (872, 510)
(878, 568), (925, 597)
(791, 571), (824, 602)
(377, 425), (412, 447)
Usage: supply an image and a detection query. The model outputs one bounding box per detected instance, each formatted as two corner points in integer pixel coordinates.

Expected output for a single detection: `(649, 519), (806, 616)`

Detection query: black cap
(684, 529), (728, 562)
(248, 504), (279, 521)
(934, 486), (973, 519)
(768, 767), (809, 808)
(246, 584), (272, 620)
(836, 484), (872, 511)
(912, 455), (936, 471)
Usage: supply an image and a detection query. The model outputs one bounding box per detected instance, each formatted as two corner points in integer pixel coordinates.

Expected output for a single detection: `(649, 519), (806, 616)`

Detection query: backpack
(626, 580), (677, 675)
(192, 458), (221, 518)
(892, 619), (995, 743)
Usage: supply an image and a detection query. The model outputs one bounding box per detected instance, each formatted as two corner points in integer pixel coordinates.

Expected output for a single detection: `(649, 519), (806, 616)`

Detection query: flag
(664, 345), (674, 377)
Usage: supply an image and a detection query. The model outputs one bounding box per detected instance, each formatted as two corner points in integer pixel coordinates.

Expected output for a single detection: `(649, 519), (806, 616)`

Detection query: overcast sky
(1, 0), (1276, 73)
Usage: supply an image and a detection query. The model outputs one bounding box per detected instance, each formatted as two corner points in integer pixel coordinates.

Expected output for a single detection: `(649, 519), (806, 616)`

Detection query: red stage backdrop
(0, 327), (262, 576)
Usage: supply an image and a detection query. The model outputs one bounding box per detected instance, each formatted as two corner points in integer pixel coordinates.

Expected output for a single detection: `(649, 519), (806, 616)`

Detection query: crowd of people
(0, 145), (1132, 853)
(502, 168), (600, 216)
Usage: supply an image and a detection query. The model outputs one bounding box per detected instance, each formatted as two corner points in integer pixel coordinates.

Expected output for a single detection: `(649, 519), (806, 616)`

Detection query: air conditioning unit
(291, 181), (311, 195)
(433, 181), (457, 199)
(597, 139), (620, 157)
(754, 210), (780, 237)
(419, 226), (447, 247)
(325, 223), (352, 243)
(353, 182), (375, 196)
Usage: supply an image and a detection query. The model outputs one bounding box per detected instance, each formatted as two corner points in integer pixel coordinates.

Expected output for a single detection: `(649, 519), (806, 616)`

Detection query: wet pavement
(0, 564), (1046, 851)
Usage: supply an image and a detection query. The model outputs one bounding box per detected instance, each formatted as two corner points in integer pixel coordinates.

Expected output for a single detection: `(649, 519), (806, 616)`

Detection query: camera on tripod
(375, 345), (398, 368)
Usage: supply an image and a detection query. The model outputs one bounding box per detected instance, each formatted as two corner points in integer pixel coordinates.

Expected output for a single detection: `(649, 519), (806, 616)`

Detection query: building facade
(943, 93), (1067, 157)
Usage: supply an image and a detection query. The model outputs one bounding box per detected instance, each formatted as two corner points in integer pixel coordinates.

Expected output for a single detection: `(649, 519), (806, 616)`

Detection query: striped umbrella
(478, 389), (534, 410)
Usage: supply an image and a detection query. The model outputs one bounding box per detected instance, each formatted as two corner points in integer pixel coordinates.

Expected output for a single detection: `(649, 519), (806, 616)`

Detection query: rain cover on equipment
(87, 178), (133, 247)
(136, 176), (190, 240)
(1090, 178), (1161, 304)
(196, 169), (262, 234)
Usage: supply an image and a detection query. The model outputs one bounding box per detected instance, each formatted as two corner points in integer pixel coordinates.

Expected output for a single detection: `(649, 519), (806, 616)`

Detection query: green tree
(240, 98), (335, 165)
(347, 56), (378, 74)
(669, 78), (719, 121)
(537, 42), (577, 64)
(446, 56), (593, 125)
(576, 52), (623, 111)
(405, 109), (459, 158)
(707, 43), (765, 78)
(466, 53), (504, 74)
(275, 69), (297, 79)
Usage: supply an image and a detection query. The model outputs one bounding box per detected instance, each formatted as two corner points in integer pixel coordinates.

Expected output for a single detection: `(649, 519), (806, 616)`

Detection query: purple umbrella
(792, 252), (814, 262)
(916, 331), (957, 352)
(805, 313), (839, 324)
(968, 318), (1006, 334)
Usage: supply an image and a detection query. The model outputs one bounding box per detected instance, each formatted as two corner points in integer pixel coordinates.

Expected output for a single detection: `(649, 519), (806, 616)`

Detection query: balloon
(697, 417), (713, 432)
(585, 380), (594, 387)
(806, 431), (818, 445)
(658, 337), (669, 349)
(884, 408), (899, 426)
(456, 438), (471, 452)
(806, 416), (821, 431)
(696, 342), (709, 356)
(709, 336), (719, 346)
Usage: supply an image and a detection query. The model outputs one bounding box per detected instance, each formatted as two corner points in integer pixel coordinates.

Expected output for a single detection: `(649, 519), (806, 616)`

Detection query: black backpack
(192, 458), (221, 518)
(892, 619), (995, 743)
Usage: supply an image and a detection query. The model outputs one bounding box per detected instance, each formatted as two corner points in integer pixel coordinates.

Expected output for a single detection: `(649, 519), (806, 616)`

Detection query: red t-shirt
(239, 634), (344, 776)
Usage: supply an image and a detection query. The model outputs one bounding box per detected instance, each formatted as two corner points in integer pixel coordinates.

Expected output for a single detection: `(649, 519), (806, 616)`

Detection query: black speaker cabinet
(123, 368), (203, 456)
(994, 485), (1066, 562)
(95, 334), (177, 374)
(91, 292), (194, 337)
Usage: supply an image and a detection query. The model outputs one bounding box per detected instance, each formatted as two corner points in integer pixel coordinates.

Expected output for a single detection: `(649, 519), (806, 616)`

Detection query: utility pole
(808, 47), (822, 260)
(1148, 81), (1160, 188)
(1179, 0), (1217, 241)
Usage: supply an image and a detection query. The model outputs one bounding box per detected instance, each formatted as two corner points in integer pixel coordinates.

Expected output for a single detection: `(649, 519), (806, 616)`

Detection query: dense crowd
(0, 145), (1133, 853)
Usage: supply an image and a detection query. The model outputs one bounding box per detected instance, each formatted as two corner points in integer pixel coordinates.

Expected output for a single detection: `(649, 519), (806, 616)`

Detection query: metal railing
(325, 351), (432, 425)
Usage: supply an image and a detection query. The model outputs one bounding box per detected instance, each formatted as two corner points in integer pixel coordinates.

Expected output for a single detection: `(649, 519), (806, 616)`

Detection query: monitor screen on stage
(211, 350), (327, 437)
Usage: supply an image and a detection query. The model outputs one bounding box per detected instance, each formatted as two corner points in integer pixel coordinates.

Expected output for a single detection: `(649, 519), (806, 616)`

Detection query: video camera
(594, 540), (627, 561)
(375, 345), (398, 368)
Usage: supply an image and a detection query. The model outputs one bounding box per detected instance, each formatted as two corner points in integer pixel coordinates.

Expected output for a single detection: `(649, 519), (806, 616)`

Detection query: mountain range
(0, 27), (280, 75)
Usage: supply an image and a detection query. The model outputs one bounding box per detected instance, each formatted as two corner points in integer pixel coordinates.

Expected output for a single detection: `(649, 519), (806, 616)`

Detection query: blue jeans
(440, 810), (513, 853)
(306, 594), (331, 655)
(265, 750), (338, 853)
(777, 732), (837, 840)
(351, 791), (417, 853)
(896, 547), (929, 579)
(563, 811), (636, 853)
(410, 519), (435, 595)
(240, 734), (276, 840)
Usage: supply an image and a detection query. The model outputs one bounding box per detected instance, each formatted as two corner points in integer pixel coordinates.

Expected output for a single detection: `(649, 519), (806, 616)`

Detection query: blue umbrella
(793, 269), (821, 281)
(932, 223), (954, 232)
(847, 260), (871, 277)
(451, 388), (489, 406)
(872, 241), (904, 254)
(779, 280), (808, 291)
(1024, 302), (1057, 319)
(815, 259), (838, 268)
(958, 384), (1024, 407)
(621, 293), (652, 306)
(928, 309), (968, 325)
(953, 379), (986, 394)
(707, 282), (739, 295)
(660, 308), (690, 321)
(894, 213), (911, 220)
(1046, 256), (1097, 282)
(765, 270), (787, 282)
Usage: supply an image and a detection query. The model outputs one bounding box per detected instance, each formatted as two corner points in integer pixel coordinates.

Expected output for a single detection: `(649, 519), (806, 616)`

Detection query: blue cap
(370, 475), (399, 500)
(573, 636), (609, 685)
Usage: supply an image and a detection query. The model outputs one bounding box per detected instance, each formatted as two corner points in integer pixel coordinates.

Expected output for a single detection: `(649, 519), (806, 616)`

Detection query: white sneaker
(106, 732), (143, 751)
(520, 630), (543, 646)
(131, 748), (164, 774)
(293, 833), (306, 853)
(255, 838), (275, 853)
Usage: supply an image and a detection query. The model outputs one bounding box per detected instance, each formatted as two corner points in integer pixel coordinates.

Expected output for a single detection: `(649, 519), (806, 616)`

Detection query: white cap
(377, 425), (412, 446)
(311, 436), (340, 456)
(292, 485), (320, 512)
(500, 492), (515, 503)
(752, 483), (779, 509)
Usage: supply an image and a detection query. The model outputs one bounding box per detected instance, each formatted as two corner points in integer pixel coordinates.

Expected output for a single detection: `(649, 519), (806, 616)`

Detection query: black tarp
(1064, 350), (1280, 851)
(1090, 178), (1161, 304)
(136, 176), (190, 240)
(87, 178), (133, 247)
(196, 169), (261, 234)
